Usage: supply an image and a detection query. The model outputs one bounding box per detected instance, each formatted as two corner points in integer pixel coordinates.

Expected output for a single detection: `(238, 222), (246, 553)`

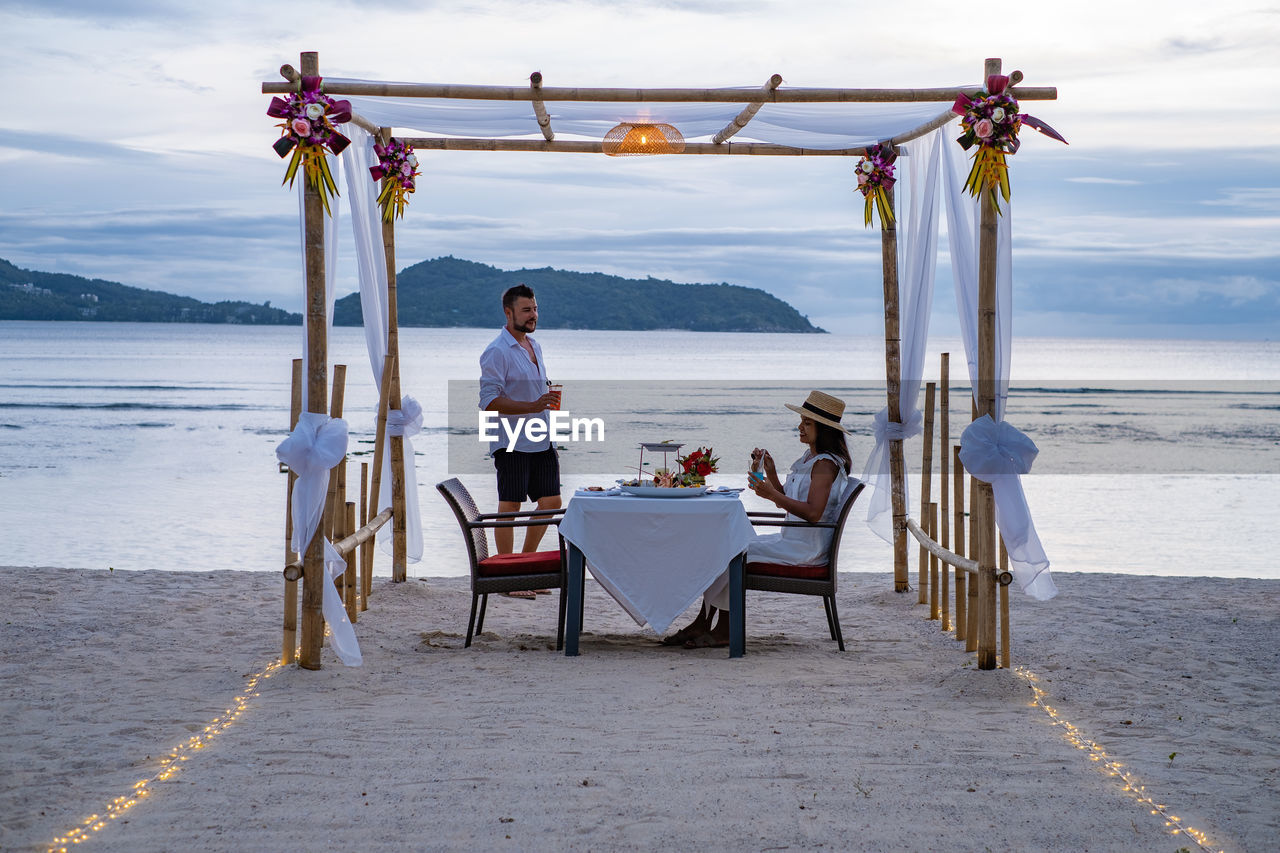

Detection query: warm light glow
(601, 122), (685, 156)
(47, 658), (283, 852)
(1016, 667), (1222, 853)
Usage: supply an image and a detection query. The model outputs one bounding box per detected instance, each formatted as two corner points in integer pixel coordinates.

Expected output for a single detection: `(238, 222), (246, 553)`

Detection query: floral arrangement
(266, 76), (352, 215)
(369, 137), (420, 223)
(854, 144), (898, 229)
(951, 73), (1066, 213)
(677, 446), (719, 480)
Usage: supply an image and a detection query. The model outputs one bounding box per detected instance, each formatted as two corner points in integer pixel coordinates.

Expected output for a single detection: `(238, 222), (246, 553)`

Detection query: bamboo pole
(263, 78), (1058, 103)
(966, 397), (979, 652)
(904, 519), (978, 574)
(283, 357), (303, 665)
(918, 381), (936, 603)
(999, 539), (1011, 669)
(285, 508), (394, 580)
(297, 50), (331, 671)
(359, 461), (370, 611)
(953, 445), (966, 642)
(344, 501), (358, 622)
(394, 137), (883, 157)
(530, 72), (555, 141)
(368, 352), (395, 568)
(929, 502), (940, 620)
(322, 364), (348, 541)
(974, 57), (1003, 671)
(713, 74), (783, 144)
(940, 354), (950, 631)
(877, 183), (910, 593)
(377, 142), (409, 584)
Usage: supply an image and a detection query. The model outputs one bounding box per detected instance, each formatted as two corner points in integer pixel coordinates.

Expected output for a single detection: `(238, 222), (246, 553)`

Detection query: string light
(1016, 667), (1222, 853)
(47, 658), (283, 852)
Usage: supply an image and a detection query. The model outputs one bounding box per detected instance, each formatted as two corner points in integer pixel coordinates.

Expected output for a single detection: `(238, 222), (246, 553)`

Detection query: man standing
(479, 284), (562, 588)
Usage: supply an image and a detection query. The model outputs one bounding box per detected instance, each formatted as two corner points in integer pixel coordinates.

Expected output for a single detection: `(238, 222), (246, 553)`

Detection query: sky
(1, 0), (1277, 339)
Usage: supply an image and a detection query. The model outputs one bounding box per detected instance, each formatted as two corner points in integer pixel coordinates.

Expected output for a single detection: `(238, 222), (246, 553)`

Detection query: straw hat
(785, 390), (852, 434)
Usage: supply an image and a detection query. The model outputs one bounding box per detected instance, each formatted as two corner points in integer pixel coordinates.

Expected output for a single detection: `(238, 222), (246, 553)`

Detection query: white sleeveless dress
(704, 451), (851, 611)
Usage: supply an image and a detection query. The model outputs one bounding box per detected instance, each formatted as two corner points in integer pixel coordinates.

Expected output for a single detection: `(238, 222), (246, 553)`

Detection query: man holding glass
(479, 284), (562, 596)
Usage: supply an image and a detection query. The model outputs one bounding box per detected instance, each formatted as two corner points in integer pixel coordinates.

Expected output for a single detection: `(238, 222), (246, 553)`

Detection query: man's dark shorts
(493, 448), (561, 502)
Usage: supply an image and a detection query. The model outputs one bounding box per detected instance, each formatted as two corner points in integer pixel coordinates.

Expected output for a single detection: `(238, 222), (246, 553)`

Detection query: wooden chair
(436, 478), (567, 649)
(744, 481), (866, 651)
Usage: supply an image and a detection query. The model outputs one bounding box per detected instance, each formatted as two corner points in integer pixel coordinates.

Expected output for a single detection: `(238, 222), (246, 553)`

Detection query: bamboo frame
(344, 502), (358, 621)
(530, 72), (555, 141)
(918, 381), (936, 603)
(282, 358), (303, 665)
(953, 445), (967, 642)
(999, 540), (1011, 669)
(298, 51), (328, 672)
(263, 78), (1057, 103)
(712, 74), (783, 144)
(378, 155), (409, 584)
(285, 507), (394, 580)
(905, 519), (978, 574)
(359, 461), (370, 611)
(929, 502), (940, 620)
(939, 354), (950, 631)
(878, 184), (910, 592)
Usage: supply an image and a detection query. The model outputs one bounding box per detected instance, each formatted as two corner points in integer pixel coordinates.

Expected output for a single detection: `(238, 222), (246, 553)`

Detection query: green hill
(0, 258), (300, 324)
(334, 256), (825, 333)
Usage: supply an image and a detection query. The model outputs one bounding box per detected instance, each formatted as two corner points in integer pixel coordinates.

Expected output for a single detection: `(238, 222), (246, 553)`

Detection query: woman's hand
(750, 448), (777, 478)
(748, 474), (782, 504)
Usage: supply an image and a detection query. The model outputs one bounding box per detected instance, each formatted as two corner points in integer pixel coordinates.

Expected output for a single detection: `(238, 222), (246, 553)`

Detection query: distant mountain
(0, 258), (300, 325)
(334, 256), (825, 333)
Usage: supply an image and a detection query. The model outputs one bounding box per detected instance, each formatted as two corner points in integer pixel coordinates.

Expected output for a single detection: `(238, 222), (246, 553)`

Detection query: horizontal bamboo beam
(349, 112), (380, 135)
(713, 74), (782, 144)
(396, 136), (878, 156)
(888, 110), (961, 147)
(906, 518), (978, 574)
(284, 508), (393, 581)
(262, 79), (1057, 103)
(530, 71), (555, 142)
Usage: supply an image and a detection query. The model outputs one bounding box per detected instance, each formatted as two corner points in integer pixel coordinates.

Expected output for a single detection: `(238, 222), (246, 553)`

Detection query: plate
(620, 484), (708, 499)
(639, 442), (684, 453)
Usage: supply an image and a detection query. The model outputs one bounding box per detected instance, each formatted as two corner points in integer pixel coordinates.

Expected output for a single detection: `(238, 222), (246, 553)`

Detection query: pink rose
(401, 162), (413, 176)
(291, 118), (312, 137)
(857, 172), (868, 186)
(975, 118), (994, 139)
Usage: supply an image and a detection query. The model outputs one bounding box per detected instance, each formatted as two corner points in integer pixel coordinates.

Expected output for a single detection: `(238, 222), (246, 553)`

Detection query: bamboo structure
(529, 72), (555, 141)
(939, 354), (950, 631)
(953, 445), (966, 642)
(918, 381), (936, 603)
(282, 358), (303, 665)
(377, 143), (410, 584)
(297, 51), (329, 672)
(878, 184), (910, 592)
(929, 502), (940, 620)
(713, 74), (783, 144)
(359, 461), (371, 611)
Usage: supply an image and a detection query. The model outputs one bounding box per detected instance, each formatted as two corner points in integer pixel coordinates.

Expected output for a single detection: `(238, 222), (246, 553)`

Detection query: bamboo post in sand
(953, 445), (966, 642)
(377, 139), (409, 583)
(298, 50), (329, 671)
(918, 381), (936, 604)
(966, 399), (979, 652)
(283, 357), (303, 665)
(939, 354), (951, 631)
(878, 183), (910, 592)
(322, 364), (348, 542)
(999, 540), (1011, 669)
(344, 501), (358, 622)
(368, 353), (395, 577)
(359, 461), (370, 610)
(974, 58), (1003, 670)
(929, 501), (940, 620)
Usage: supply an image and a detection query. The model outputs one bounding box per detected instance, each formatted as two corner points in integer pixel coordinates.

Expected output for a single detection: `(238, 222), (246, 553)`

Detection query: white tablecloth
(558, 492), (757, 634)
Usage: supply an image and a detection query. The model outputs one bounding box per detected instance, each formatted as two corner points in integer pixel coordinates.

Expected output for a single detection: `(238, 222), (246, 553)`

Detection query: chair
(436, 478), (568, 649)
(744, 480), (866, 651)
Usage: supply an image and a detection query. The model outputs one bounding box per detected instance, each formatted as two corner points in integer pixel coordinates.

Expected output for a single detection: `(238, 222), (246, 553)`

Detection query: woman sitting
(664, 390), (855, 648)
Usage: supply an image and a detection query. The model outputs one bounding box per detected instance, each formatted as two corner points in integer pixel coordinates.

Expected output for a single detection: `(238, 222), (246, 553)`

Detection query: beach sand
(2, 567), (1276, 852)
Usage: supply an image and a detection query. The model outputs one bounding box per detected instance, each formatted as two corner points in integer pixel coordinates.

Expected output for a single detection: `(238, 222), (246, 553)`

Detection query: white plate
(619, 484), (708, 499)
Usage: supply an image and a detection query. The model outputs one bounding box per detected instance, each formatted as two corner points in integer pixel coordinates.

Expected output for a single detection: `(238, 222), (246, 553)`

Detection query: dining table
(557, 488), (758, 658)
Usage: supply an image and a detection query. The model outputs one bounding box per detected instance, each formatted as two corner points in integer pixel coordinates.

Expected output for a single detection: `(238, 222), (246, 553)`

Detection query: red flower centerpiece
(266, 76), (352, 215)
(677, 446), (719, 485)
(854, 144), (898, 229)
(952, 73), (1066, 213)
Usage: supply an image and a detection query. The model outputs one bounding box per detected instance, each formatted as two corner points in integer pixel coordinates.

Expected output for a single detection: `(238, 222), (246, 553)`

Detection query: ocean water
(1, 320), (1277, 581)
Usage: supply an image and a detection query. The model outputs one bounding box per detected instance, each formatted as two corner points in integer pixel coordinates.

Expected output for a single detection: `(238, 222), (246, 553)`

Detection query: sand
(1, 567), (1276, 852)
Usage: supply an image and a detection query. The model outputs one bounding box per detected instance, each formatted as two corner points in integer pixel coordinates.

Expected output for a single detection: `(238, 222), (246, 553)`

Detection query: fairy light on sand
(47, 658), (283, 852)
(1016, 667), (1222, 853)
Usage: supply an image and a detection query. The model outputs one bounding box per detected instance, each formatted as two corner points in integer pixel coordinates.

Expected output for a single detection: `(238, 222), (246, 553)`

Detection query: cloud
(1202, 187), (1280, 213)
(1065, 177), (1142, 186)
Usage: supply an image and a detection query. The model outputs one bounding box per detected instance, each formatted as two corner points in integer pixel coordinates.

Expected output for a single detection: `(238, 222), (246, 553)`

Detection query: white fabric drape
(863, 130), (944, 542)
(275, 412), (362, 666)
(339, 125), (424, 563)
(378, 395), (424, 562)
(942, 141), (1056, 601)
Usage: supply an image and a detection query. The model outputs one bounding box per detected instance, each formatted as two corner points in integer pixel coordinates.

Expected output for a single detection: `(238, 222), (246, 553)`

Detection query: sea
(1, 320), (1277, 581)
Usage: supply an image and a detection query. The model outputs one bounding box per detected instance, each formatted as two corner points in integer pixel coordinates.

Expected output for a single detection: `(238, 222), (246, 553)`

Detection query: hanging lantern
(602, 122), (685, 156)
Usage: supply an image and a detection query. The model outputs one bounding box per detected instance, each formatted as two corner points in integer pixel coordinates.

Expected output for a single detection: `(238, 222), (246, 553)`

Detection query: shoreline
(2, 568), (1276, 851)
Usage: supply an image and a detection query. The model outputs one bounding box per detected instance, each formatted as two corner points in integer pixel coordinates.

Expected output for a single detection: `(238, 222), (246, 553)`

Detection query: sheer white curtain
(941, 141), (1056, 600)
(863, 130), (944, 541)
(340, 125), (424, 563)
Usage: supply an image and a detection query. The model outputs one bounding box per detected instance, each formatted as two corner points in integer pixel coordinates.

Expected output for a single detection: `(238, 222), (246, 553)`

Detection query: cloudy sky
(1, 0), (1277, 338)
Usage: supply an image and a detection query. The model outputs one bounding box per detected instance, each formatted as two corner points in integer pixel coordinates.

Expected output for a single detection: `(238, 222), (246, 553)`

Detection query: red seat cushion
(746, 561), (829, 580)
(477, 550), (562, 578)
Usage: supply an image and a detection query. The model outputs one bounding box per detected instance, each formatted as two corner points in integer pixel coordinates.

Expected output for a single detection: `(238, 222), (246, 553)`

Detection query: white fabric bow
(276, 412), (363, 666)
(958, 415), (1057, 601)
(379, 395), (424, 562)
(862, 406), (925, 542)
